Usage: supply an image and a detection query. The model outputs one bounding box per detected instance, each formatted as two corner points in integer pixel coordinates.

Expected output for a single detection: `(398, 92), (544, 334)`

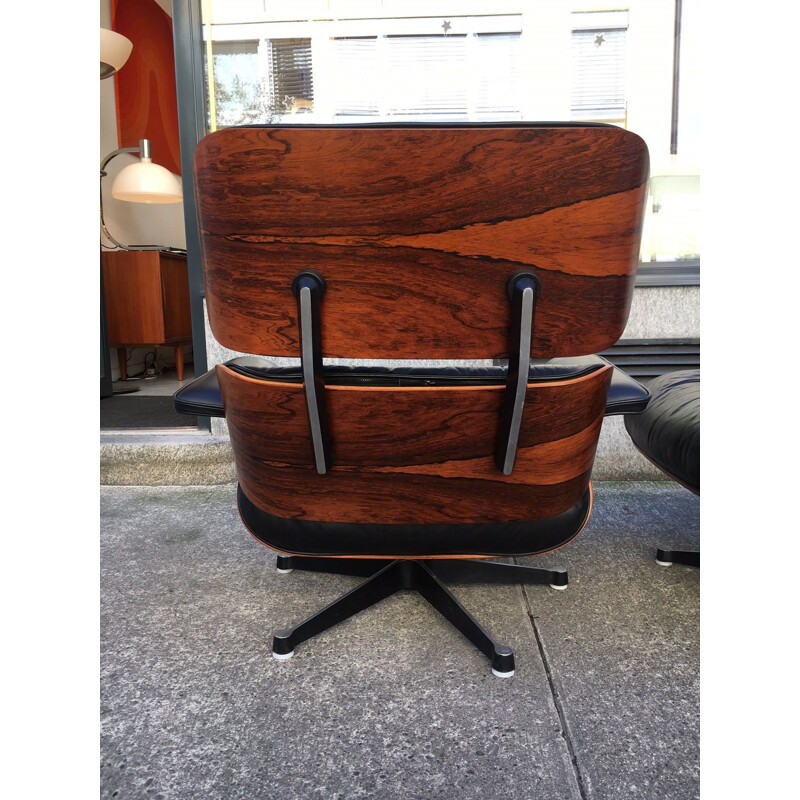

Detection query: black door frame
(100, 259), (114, 399)
(172, 0), (210, 431)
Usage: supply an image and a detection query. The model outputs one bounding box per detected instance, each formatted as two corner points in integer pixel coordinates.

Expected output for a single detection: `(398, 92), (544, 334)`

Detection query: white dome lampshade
(100, 28), (133, 79)
(111, 139), (183, 204)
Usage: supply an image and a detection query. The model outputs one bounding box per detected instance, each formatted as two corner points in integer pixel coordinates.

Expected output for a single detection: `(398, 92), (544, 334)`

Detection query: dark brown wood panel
(195, 125), (649, 358)
(102, 251), (165, 344)
(160, 253), (192, 342)
(217, 364), (612, 524)
(102, 250), (192, 380)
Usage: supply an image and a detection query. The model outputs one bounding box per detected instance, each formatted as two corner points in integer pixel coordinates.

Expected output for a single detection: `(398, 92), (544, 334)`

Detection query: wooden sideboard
(101, 250), (192, 381)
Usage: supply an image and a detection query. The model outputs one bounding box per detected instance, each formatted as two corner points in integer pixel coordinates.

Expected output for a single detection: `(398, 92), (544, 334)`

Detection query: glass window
(269, 38), (314, 114)
(475, 34), (523, 119)
(384, 35), (469, 119)
(329, 34), (523, 122)
(333, 38), (379, 117)
(571, 11), (628, 123)
(208, 40), (264, 127)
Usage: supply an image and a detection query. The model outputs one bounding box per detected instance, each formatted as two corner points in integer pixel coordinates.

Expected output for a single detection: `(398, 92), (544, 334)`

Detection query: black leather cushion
(624, 370), (700, 494)
(237, 484), (592, 558)
(226, 355), (605, 384)
(172, 367), (228, 417)
(604, 366), (651, 416)
(173, 356), (649, 417)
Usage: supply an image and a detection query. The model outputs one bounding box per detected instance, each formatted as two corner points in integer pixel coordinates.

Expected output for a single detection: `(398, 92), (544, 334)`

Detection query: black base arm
(656, 548), (700, 568)
(271, 556), (568, 676)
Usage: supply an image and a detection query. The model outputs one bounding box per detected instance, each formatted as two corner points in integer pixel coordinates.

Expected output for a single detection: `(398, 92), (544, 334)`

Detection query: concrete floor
(100, 482), (699, 800)
(113, 368), (194, 397)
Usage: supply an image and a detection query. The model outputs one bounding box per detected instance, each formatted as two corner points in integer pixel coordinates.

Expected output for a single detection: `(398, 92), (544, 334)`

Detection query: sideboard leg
(175, 344), (185, 381)
(116, 348), (127, 381)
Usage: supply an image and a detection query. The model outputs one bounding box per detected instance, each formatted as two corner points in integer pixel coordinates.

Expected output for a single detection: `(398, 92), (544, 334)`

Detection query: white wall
(101, 0), (190, 380)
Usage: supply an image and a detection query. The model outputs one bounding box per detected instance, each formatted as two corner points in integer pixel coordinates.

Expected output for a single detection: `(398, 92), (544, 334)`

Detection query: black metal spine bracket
(292, 271), (334, 474)
(495, 271), (541, 475)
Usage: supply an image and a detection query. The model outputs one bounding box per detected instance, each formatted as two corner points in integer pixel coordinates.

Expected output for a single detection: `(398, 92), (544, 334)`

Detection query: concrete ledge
(100, 432), (236, 486)
(100, 416), (662, 486)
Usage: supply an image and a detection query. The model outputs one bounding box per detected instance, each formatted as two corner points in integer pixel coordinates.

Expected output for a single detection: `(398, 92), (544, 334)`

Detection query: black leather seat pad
(174, 356), (650, 417)
(237, 484), (593, 558)
(624, 369), (699, 494)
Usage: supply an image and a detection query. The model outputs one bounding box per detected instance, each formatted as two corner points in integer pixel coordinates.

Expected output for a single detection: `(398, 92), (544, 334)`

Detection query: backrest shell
(195, 124), (649, 359)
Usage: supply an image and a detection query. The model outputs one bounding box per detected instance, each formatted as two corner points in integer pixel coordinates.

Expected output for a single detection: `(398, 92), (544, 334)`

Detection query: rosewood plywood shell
(217, 364), (613, 525)
(195, 125), (649, 359)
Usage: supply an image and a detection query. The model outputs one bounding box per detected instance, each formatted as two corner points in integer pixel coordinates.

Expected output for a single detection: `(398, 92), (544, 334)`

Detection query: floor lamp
(100, 138), (183, 251)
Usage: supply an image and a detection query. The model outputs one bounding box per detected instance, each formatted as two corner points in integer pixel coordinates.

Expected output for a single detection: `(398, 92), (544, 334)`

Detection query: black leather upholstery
(604, 366), (653, 416)
(173, 356), (650, 418)
(237, 484), (592, 558)
(172, 367), (228, 417)
(624, 370), (700, 494)
(226, 356), (604, 384)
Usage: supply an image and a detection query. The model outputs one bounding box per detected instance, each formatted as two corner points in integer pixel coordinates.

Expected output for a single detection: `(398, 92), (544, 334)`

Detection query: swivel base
(272, 556), (568, 677)
(656, 548), (700, 568)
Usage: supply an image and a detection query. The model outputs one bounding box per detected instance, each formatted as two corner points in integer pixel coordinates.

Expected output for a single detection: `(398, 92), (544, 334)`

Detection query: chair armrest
(173, 359), (649, 418)
(605, 367), (650, 416)
(173, 368), (225, 417)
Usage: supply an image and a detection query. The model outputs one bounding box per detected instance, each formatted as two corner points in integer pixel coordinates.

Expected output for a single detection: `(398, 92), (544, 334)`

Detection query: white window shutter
(332, 38), (380, 117)
(475, 33), (522, 118)
(571, 14), (628, 122)
(383, 36), (469, 119)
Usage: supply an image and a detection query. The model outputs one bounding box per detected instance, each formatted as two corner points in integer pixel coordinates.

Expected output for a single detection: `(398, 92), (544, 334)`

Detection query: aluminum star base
(271, 556), (568, 677)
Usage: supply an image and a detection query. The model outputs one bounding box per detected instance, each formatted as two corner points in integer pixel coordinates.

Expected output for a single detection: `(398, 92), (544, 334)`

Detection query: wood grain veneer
(195, 125), (649, 359)
(217, 364), (613, 525)
(101, 250), (192, 380)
